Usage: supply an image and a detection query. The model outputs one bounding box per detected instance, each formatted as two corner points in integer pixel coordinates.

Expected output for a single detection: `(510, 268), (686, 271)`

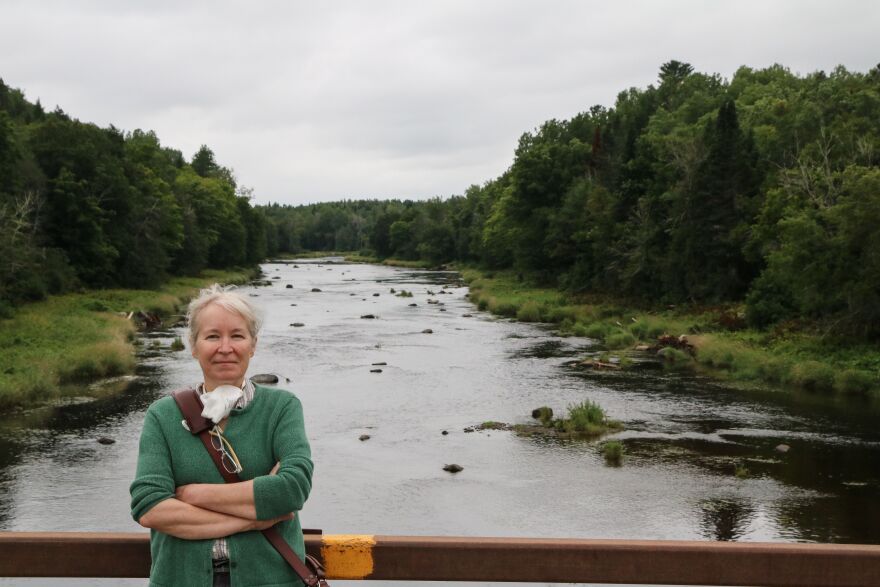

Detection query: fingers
(270, 462), (281, 475)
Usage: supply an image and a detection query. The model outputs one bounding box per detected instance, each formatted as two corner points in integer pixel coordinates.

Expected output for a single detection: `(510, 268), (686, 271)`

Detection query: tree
(191, 145), (218, 178)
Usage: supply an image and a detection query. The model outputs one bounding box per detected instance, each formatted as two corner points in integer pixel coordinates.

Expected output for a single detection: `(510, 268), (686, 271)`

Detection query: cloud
(1, 0), (878, 203)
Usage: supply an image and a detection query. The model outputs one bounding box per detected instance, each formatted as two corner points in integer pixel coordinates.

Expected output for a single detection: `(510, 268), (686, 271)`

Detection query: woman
(130, 284), (314, 586)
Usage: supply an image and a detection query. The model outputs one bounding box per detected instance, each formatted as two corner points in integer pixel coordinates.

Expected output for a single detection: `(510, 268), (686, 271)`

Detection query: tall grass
(562, 400), (622, 435)
(460, 267), (880, 398)
(0, 269), (254, 410)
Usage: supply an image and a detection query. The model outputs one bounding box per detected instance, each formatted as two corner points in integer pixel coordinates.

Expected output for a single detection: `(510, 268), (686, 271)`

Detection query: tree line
(4, 62), (879, 340)
(260, 62), (880, 340)
(0, 79), (268, 314)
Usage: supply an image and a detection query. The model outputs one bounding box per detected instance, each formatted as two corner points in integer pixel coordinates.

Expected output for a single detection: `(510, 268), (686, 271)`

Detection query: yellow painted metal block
(321, 534), (376, 579)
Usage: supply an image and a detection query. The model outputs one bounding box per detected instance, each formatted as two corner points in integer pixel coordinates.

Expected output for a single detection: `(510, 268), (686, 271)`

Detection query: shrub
(170, 336), (185, 351)
(544, 305), (577, 323)
(629, 317), (670, 340)
(571, 322), (589, 337)
(834, 369), (876, 395)
(585, 322), (610, 340)
(487, 297), (517, 317)
(786, 361), (835, 392)
(566, 400), (607, 434)
(605, 330), (636, 349)
(516, 301), (543, 322)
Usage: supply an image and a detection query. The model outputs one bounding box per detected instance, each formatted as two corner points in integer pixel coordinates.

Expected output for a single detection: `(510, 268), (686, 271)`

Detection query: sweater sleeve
(130, 407), (176, 522)
(252, 395), (314, 520)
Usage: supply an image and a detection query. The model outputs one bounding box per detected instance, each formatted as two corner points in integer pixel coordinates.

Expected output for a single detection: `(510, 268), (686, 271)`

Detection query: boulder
(462, 314), (473, 317)
(370, 368), (383, 373)
(97, 437), (115, 445)
(291, 323), (305, 327)
(372, 362), (387, 366)
(286, 284), (293, 289)
(359, 434), (371, 441)
(775, 444), (791, 453)
(311, 288), (322, 292)
(443, 464), (463, 473)
(409, 303), (418, 307)
(360, 314), (376, 319)
(373, 293), (380, 297)
(441, 430), (449, 435)
(251, 373), (279, 384)
(422, 328), (433, 334)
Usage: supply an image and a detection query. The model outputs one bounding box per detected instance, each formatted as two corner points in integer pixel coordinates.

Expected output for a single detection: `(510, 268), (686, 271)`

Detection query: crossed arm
(138, 464), (289, 540)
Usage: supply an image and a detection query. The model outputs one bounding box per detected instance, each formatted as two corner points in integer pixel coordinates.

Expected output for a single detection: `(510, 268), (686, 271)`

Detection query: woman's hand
(250, 511), (295, 532)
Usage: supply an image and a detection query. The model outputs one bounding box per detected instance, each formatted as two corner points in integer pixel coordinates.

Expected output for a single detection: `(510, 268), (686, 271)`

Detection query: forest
(2, 61), (879, 340)
(0, 80), (267, 315)
(259, 62), (880, 340)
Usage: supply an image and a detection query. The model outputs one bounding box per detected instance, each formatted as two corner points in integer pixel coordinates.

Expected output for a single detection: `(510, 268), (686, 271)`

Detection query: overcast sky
(1, 1), (878, 205)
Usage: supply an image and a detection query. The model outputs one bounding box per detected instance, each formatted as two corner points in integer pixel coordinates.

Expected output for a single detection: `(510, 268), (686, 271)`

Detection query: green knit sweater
(130, 384), (314, 587)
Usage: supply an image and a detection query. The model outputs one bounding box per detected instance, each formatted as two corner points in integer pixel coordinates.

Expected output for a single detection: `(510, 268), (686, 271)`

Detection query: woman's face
(192, 303), (256, 390)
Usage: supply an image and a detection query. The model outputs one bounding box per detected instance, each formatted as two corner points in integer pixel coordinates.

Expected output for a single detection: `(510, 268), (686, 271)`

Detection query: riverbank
(0, 268), (257, 411)
(462, 269), (880, 398)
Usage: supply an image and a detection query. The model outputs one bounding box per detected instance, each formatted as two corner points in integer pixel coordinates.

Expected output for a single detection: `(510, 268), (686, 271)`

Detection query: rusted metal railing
(1, 532), (879, 586)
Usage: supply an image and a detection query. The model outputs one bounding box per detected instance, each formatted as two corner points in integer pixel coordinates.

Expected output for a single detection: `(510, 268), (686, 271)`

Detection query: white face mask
(201, 384), (244, 424)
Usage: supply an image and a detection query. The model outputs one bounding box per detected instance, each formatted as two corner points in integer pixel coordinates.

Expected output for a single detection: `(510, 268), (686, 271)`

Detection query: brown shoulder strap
(171, 388), (328, 586)
(172, 388), (213, 434)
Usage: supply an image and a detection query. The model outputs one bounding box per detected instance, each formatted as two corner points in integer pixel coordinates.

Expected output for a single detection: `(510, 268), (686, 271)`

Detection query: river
(1, 259), (879, 586)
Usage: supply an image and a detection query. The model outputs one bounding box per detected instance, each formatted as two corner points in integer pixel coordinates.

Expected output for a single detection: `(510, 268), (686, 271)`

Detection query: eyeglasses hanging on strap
(209, 426), (243, 474)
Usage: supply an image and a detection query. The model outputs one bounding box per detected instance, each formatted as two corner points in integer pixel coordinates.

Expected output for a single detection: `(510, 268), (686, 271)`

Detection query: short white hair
(186, 283), (263, 348)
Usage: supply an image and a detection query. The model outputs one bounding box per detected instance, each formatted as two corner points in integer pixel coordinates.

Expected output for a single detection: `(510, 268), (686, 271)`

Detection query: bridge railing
(1, 532), (879, 586)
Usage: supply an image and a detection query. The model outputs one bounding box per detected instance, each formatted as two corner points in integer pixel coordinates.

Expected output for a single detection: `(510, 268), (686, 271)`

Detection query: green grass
(516, 300), (543, 322)
(461, 267), (880, 399)
(560, 400), (623, 436)
(0, 268), (255, 410)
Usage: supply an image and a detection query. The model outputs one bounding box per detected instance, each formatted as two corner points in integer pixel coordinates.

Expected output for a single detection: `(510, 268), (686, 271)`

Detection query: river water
(1, 259), (879, 586)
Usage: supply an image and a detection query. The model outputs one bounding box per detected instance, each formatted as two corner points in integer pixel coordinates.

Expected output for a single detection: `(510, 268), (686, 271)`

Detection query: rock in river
(97, 437), (116, 445)
(359, 434), (371, 441)
(443, 464), (463, 473)
(251, 373), (279, 384)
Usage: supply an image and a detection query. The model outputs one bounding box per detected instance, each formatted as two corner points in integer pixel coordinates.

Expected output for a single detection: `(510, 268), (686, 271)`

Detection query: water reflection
(699, 497), (756, 541)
